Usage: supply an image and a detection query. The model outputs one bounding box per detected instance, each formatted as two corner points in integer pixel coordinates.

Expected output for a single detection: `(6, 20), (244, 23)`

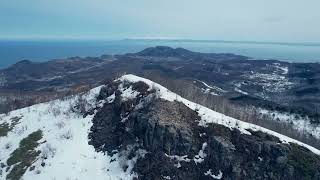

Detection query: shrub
(60, 129), (73, 140)
(41, 143), (56, 160)
(6, 130), (43, 180)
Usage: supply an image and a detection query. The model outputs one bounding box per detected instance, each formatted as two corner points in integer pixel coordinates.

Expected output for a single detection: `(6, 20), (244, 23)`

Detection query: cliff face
(89, 75), (320, 180)
(1, 74), (320, 180)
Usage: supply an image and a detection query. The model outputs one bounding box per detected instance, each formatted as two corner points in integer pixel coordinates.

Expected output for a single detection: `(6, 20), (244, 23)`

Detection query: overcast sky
(1, 0), (320, 42)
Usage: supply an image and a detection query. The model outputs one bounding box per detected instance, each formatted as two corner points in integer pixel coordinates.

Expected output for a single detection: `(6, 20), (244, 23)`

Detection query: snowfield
(1, 74), (320, 180)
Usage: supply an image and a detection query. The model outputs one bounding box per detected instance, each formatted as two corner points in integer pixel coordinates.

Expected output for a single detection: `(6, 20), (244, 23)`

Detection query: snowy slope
(259, 109), (320, 139)
(1, 74), (320, 180)
(0, 87), (135, 180)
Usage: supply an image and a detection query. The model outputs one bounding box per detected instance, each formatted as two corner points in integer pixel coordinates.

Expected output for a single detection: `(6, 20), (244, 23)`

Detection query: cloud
(0, 0), (320, 42)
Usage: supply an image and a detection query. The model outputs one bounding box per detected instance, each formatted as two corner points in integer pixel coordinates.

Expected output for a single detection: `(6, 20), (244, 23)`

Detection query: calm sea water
(0, 40), (319, 68)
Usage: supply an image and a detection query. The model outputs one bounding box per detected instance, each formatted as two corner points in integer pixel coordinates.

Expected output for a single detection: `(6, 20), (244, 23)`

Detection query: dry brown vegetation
(0, 84), (95, 114)
(145, 73), (320, 149)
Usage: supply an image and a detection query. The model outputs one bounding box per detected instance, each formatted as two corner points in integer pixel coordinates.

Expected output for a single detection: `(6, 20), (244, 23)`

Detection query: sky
(1, 0), (320, 43)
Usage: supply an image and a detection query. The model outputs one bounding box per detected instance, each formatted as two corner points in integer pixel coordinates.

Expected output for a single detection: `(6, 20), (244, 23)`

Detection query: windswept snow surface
(0, 86), (136, 180)
(120, 74), (320, 155)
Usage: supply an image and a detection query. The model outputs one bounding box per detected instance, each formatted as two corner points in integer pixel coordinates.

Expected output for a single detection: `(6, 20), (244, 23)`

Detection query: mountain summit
(1, 74), (320, 180)
(136, 46), (194, 57)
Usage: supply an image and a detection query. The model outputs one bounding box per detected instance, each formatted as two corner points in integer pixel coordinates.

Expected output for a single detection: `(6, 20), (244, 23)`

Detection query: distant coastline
(0, 39), (319, 68)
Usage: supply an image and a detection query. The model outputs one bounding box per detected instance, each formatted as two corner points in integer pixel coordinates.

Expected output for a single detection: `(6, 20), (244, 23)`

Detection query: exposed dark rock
(88, 80), (320, 180)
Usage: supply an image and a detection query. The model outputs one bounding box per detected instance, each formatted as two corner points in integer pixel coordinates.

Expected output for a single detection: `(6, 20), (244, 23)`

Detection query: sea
(0, 39), (319, 68)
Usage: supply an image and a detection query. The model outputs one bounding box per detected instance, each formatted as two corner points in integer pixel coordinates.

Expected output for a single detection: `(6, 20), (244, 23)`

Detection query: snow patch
(234, 87), (248, 95)
(119, 84), (140, 102)
(197, 80), (227, 95)
(204, 169), (223, 179)
(165, 154), (191, 168)
(107, 93), (115, 103)
(259, 109), (320, 139)
(194, 142), (208, 164)
(163, 175), (172, 179)
(273, 63), (289, 75)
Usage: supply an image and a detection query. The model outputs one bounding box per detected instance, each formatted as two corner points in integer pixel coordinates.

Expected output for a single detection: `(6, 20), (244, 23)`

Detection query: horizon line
(0, 37), (320, 47)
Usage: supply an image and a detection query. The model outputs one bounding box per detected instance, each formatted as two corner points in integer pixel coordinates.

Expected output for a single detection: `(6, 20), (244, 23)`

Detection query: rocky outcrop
(89, 79), (320, 180)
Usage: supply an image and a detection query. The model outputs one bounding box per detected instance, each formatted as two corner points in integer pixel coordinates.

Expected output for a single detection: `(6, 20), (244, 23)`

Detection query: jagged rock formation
(1, 73), (320, 180)
(89, 75), (320, 180)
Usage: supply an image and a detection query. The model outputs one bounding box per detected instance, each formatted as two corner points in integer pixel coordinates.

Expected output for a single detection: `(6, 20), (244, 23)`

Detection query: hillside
(1, 74), (320, 180)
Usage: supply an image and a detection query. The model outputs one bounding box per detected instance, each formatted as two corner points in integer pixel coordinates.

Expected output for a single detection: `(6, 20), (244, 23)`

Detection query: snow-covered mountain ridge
(1, 74), (320, 180)
(118, 75), (320, 155)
